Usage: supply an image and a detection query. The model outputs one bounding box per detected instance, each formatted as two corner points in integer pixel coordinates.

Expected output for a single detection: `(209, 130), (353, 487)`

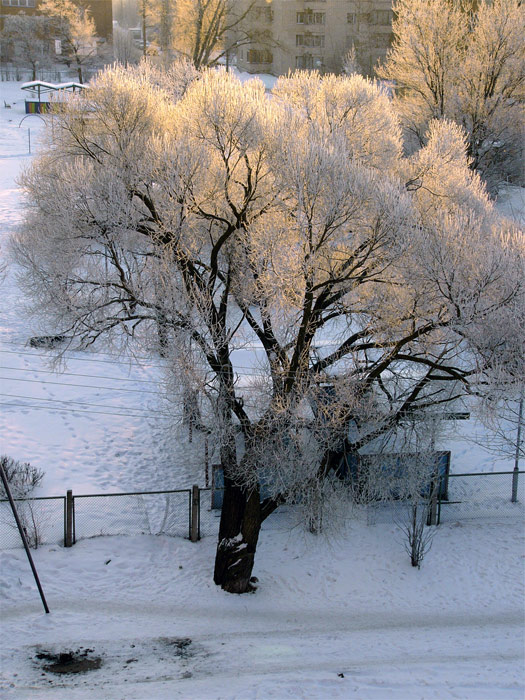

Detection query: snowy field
(0, 79), (524, 699)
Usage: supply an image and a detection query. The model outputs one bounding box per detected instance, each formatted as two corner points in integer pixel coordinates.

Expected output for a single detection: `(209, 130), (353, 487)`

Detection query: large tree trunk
(213, 447), (262, 593)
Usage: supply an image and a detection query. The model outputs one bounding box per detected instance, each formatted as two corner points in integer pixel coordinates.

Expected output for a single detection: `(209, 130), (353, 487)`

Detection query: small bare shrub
(0, 455), (45, 548)
(0, 455), (44, 498)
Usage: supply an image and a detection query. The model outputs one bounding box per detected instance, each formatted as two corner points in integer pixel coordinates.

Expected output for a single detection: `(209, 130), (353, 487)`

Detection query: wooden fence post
(65, 489), (74, 547)
(190, 485), (200, 542)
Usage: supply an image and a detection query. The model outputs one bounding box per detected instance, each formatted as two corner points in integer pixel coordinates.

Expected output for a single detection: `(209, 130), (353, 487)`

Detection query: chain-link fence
(0, 66), (94, 83)
(2, 471), (522, 549)
(0, 496), (65, 549)
(0, 486), (223, 550)
(73, 490), (192, 543)
(199, 488), (222, 537)
(366, 471), (524, 525)
(438, 471), (524, 523)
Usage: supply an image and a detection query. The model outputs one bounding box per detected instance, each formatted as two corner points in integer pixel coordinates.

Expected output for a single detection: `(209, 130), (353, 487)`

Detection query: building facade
(235, 0), (394, 78)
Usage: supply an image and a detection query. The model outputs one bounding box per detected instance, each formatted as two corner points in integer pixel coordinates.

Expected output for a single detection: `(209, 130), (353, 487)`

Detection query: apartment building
(235, 0), (394, 77)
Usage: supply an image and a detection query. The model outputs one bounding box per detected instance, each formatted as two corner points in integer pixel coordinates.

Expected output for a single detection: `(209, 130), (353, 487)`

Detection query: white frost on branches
(10, 62), (525, 546)
(378, 0), (525, 191)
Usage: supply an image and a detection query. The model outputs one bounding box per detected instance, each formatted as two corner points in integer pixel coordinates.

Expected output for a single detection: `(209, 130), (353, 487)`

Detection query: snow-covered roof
(21, 80), (87, 94)
(55, 81), (87, 91)
(20, 81), (60, 93)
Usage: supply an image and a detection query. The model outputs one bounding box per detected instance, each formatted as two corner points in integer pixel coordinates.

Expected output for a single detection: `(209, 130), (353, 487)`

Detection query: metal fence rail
(1, 471), (523, 549)
(73, 489), (192, 543)
(0, 496), (65, 549)
(199, 488), (222, 537)
(438, 471), (524, 523)
(0, 488), (199, 550)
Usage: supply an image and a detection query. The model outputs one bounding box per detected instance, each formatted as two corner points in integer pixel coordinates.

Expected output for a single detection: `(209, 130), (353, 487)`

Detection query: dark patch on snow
(160, 637), (193, 658)
(28, 335), (68, 349)
(35, 647), (103, 675)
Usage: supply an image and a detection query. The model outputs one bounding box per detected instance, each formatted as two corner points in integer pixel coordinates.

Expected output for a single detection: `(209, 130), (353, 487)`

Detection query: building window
(247, 49), (273, 64)
(296, 11), (325, 25)
(296, 54), (314, 69)
(296, 34), (325, 48)
(373, 10), (394, 25)
(295, 54), (324, 70)
(2, 0), (36, 6)
(347, 12), (356, 24)
(253, 5), (273, 22)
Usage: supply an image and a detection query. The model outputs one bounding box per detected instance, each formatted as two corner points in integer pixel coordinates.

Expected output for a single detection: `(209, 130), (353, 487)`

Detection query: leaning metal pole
(512, 393), (523, 503)
(0, 462), (49, 613)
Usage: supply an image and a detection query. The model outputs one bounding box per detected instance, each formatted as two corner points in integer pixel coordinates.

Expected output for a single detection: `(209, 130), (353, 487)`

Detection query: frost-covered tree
(474, 390), (524, 471)
(113, 25), (141, 67)
(1, 15), (52, 81)
(341, 45), (362, 77)
(470, 311), (525, 470)
(136, 0), (157, 57)
(40, 0), (97, 82)
(171, 0), (274, 69)
(377, 0), (525, 192)
(12, 64), (525, 592)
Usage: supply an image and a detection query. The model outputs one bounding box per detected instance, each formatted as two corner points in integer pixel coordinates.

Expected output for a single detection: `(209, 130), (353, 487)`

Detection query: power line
(0, 349), (345, 377)
(0, 344), (354, 378)
(0, 360), (269, 382)
(0, 363), (274, 381)
(0, 375), (161, 394)
(0, 397), (261, 418)
(0, 348), (169, 369)
(0, 365), (161, 385)
(0, 342), (272, 367)
(0, 371), (265, 392)
(0, 340), (169, 362)
(0, 391), (171, 414)
(2, 338), (345, 355)
(0, 364), (338, 383)
(0, 401), (172, 420)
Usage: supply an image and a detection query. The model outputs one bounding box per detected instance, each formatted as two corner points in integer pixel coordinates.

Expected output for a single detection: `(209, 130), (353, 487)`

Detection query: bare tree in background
(1, 15), (52, 81)
(136, 0), (156, 57)
(39, 0), (97, 82)
(172, 0), (274, 69)
(113, 25), (141, 66)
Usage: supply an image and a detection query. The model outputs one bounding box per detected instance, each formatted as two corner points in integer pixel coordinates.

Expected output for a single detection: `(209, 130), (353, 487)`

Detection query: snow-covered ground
(1, 519), (523, 699)
(0, 80), (524, 699)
